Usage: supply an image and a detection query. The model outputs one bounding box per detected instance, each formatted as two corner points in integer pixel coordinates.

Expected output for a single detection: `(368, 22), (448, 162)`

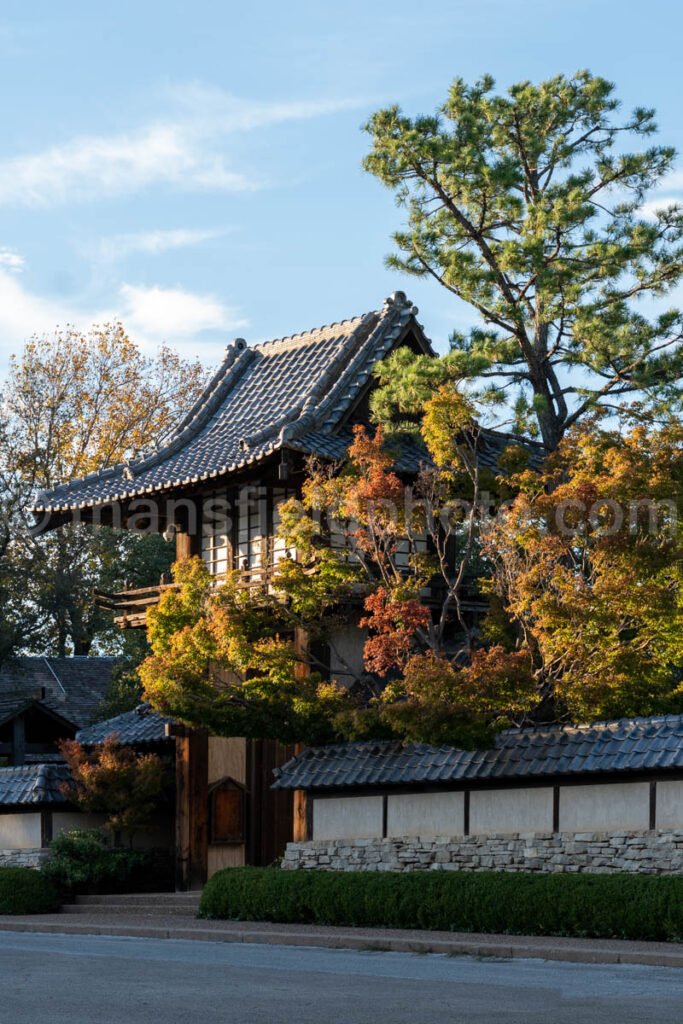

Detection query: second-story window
(201, 488), (231, 576)
(201, 486), (296, 578)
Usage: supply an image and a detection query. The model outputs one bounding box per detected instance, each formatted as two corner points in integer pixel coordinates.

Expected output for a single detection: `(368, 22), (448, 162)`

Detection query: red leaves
(360, 587), (432, 675)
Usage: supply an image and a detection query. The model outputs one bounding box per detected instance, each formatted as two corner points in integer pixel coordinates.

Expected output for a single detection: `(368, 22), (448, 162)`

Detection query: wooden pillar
(175, 728), (209, 891)
(292, 746), (310, 843)
(175, 530), (193, 563)
(292, 628), (310, 842)
(12, 716), (26, 767)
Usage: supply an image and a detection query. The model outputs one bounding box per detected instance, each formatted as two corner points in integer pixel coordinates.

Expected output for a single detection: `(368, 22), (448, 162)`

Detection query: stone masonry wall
(282, 830), (683, 875)
(0, 848), (50, 869)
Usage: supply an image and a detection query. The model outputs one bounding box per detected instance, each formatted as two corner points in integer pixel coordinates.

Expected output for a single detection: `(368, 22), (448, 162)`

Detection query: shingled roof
(0, 763), (71, 806)
(76, 704), (174, 746)
(0, 657), (117, 729)
(272, 714), (683, 791)
(34, 292), (431, 516)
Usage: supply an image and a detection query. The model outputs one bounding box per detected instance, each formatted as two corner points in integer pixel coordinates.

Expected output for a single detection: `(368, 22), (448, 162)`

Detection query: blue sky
(0, 0), (680, 372)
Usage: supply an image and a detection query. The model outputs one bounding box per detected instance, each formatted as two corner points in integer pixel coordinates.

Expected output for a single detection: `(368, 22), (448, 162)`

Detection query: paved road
(0, 931), (681, 1024)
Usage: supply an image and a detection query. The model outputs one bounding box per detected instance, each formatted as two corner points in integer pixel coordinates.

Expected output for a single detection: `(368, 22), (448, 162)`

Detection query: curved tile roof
(272, 714), (683, 790)
(34, 293), (428, 514)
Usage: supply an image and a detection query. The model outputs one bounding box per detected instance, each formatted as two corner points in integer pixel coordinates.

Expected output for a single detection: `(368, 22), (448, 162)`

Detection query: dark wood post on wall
(293, 628), (310, 843)
(173, 727), (209, 891)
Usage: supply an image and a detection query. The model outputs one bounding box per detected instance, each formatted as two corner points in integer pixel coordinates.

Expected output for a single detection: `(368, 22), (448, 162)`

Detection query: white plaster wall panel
(0, 813), (41, 849)
(469, 787), (553, 835)
(313, 796), (383, 840)
(655, 780), (683, 829)
(328, 624), (368, 688)
(559, 782), (650, 832)
(386, 791), (464, 838)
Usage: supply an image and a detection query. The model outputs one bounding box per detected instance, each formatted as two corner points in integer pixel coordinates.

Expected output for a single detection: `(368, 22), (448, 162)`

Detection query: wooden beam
(189, 729), (209, 889)
(174, 733), (208, 892)
(174, 729), (209, 890)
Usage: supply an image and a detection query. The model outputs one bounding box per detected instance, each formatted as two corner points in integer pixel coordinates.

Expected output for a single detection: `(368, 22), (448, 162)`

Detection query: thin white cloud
(117, 282), (247, 340)
(0, 270), (246, 370)
(0, 87), (366, 207)
(640, 197), (682, 222)
(0, 248), (25, 272)
(0, 125), (254, 207)
(98, 227), (229, 262)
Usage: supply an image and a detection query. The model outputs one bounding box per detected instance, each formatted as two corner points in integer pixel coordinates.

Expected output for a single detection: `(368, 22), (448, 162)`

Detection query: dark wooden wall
(246, 739), (295, 866)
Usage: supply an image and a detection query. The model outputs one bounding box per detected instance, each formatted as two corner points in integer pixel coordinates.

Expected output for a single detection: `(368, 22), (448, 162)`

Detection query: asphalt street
(0, 931), (681, 1024)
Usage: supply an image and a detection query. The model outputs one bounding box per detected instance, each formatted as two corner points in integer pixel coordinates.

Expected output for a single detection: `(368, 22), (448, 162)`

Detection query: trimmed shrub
(41, 829), (174, 897)
(0, 867), (60, 915)
(200, 867), (683, 942)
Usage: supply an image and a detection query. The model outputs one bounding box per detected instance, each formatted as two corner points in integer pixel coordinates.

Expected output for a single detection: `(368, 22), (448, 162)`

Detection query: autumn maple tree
(482, 418), (683, 721)
(60, 737), (168, 844)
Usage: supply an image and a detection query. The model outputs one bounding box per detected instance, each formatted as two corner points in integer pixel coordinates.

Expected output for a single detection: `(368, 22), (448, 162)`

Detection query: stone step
(75, 893), (201, 907)
(64, 903), (200, 917)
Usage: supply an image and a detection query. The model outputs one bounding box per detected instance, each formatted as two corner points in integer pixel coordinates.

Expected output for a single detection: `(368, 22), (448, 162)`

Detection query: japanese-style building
(31, 292), (540, 887)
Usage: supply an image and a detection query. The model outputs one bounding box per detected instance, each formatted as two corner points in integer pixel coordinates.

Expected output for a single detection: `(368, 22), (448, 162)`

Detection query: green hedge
(0, 867), (60, 915)
(200, 867), (683, 942)
(41, 829), (174, 897)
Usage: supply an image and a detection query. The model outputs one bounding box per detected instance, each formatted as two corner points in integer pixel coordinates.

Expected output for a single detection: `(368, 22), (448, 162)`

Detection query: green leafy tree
(364, 71), (683, 449)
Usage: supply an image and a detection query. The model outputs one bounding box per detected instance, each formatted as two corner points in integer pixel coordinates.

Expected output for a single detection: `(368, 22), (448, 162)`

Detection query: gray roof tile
(272, 714), (683, 790)
(76, 704), (174, 746)
(0, 763), (71, 806)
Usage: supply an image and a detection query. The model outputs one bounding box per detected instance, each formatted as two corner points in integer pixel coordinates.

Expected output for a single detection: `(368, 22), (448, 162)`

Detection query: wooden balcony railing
(94, 583), (179, 628)
(95, 565), (284, 628)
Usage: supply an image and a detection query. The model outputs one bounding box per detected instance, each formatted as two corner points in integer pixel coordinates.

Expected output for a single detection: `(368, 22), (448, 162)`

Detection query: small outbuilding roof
(76, 704), (174, 747)
(272, 714), (683, 791)
(0, 763), (71, 806)
(0, 657), (117, 729)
